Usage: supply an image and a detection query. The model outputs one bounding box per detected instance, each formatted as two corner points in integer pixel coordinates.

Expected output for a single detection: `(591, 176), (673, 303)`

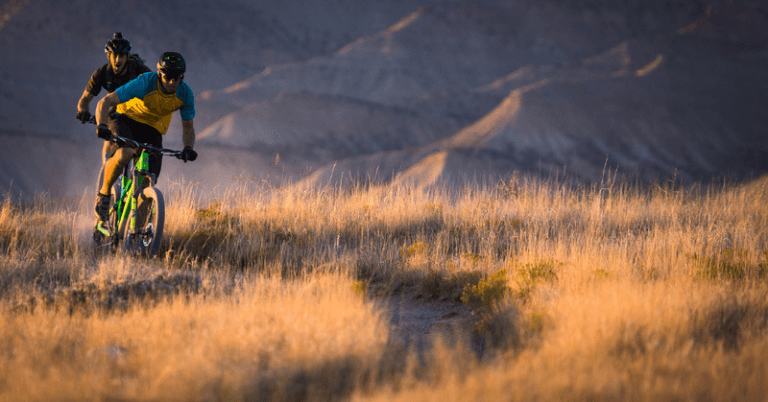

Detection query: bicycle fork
(95, 151), (150, 239)
(126, 151), (152, 238)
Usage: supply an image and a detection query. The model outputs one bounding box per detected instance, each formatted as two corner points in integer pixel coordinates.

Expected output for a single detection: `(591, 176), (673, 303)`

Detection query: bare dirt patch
(376, 291), (483, 357)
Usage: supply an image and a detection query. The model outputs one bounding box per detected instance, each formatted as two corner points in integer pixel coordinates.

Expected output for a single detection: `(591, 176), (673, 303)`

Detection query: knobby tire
(123, 186), (165, 257)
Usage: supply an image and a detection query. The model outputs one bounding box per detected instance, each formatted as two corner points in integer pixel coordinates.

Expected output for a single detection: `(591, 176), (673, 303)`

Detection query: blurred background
(1, 0), (766, 199)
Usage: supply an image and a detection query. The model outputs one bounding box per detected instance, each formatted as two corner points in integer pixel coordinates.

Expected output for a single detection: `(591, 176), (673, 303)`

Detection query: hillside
(185, 0), (768, 187)
(299, 34), (768, 187)
(1, 0), (767, 199)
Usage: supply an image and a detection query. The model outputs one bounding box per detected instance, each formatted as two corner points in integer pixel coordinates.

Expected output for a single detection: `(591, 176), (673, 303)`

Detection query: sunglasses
(160, 71), (184, 81)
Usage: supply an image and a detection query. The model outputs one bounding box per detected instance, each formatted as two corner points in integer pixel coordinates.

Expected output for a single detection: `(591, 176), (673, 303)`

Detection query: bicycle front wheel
(123, 186), (165, 257)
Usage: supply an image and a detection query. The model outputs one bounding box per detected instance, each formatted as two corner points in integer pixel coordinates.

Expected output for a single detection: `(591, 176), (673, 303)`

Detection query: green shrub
(418, 267), (482, 301)
(424, 203), (443, 214)
(195, 202), (224, 221)
(169, 227), (230, 260)
(759, 250), (768, 279)
(400, 241), (429, 259)
(514, 260), (560, 300)
(461, 268), (509, 311)
(689, 249), (748, 281)
(195, 202), (239, 227)
(351, 281), (367, 297)
(461, 253), (483, 265)
(591, 269), (611, 281)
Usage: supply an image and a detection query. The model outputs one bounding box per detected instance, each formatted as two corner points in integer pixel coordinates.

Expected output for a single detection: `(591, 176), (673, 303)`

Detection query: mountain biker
(77, 32), (152, 190)
(76, 32), (151, 124)
(93, 51), (198, 223)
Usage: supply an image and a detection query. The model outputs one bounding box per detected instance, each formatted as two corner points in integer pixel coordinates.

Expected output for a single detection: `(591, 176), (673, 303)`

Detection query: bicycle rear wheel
(123, 186), (165, 257)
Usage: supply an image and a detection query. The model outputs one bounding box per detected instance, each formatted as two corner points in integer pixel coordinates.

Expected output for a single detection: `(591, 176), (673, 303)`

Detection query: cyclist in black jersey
(77, 33), (152, 222)
(76, 32), (151, 123)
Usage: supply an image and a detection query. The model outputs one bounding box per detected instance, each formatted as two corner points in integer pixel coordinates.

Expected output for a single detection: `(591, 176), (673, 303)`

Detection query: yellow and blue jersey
(115, 72), (195, 135)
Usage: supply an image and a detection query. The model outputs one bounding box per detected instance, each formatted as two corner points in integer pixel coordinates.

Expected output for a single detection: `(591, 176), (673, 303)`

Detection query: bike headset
(105, 32), (131, 54)
(157, 52), (186, 80)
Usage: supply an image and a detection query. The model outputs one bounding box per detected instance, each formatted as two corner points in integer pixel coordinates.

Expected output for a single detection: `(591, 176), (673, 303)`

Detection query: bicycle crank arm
(96, 221), (112, 237)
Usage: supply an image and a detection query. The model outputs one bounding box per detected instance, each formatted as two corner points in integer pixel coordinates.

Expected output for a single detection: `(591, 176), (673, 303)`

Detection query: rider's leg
(98, 114), (136, 196)
(95, 147), (135, 221)
(95, 114), (138, 222)
(101, 140), (111, 163)
(99, 147), (135, 195)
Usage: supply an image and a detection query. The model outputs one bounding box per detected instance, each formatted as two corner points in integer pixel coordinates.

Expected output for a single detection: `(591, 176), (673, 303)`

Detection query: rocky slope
(1, 0), (766, 199)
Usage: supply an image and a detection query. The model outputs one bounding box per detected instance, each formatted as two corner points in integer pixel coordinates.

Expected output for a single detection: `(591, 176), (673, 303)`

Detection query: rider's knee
(104, 141), (119, 159)
(114, 147), (135, 164)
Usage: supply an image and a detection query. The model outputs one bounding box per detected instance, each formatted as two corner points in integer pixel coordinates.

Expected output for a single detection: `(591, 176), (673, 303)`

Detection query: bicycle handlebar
(86, 116), (185, 159)
(110, 135), (184, 158)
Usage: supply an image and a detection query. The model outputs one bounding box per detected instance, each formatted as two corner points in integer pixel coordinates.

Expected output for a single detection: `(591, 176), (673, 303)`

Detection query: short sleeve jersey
(115, 72), (195, 135)
(84, 59), (152, 96)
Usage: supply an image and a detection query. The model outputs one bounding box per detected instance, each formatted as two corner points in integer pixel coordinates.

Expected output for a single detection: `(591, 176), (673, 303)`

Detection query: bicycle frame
(95, 148), (153, 239)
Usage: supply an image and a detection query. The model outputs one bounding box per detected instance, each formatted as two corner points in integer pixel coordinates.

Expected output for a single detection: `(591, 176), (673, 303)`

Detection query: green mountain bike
(92, 134), (184, 256)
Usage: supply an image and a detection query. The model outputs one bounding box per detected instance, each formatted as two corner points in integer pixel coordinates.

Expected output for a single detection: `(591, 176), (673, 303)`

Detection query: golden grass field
(1, 173), (767, 401)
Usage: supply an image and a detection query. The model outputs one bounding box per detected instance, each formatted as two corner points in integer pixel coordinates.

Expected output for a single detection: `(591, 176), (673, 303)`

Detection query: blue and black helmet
(157, 52), (186, 77)
(105, 32), (131, 54)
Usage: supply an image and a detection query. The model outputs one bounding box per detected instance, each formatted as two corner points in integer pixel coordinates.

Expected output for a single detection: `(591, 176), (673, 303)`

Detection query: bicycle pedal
(96, 221), (113, 236)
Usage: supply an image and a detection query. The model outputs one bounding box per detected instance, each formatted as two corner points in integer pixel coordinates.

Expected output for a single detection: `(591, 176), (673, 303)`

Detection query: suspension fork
(128, 151), (151, 234)
(116, 162), (130, 222)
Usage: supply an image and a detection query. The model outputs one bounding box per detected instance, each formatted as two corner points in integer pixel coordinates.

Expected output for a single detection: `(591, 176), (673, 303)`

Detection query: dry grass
(1, 174), (767, 401)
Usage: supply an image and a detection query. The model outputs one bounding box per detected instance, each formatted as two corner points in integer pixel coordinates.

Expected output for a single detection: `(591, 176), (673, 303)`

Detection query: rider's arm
(77, 90), (95, 113)
(95, 92), (121, 126)
(182, 119), (195, 149)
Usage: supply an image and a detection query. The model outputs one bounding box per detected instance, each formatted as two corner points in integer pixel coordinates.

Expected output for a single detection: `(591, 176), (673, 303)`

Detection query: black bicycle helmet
(157, 52), (186, 76)
(105, 32), (131, 54)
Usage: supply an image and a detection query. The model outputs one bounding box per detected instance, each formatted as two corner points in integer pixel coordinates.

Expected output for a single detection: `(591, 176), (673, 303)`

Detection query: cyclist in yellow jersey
(93, 52), (198, 222)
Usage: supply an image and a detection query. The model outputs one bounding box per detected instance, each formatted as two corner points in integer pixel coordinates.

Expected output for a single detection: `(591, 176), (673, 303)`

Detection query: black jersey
(84, 58), (152, 96)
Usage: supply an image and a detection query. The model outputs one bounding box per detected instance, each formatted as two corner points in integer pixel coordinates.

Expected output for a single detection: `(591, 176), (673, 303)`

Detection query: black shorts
(107, 113), (164, 180)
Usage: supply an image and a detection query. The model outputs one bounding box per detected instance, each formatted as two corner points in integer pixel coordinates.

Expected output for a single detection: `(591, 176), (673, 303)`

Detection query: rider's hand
(96, 124), (112, 141)
(77, 111), (92, 124)
(180, 146), (197, 163)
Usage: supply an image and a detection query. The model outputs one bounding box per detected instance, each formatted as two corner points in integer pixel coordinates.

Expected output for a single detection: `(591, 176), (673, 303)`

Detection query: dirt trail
(376, 293), (483, 356)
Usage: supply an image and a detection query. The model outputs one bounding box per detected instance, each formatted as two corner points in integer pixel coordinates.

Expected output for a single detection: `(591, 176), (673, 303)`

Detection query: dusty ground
(376, 292), (483, 357)
(25, 271), (482, 358)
